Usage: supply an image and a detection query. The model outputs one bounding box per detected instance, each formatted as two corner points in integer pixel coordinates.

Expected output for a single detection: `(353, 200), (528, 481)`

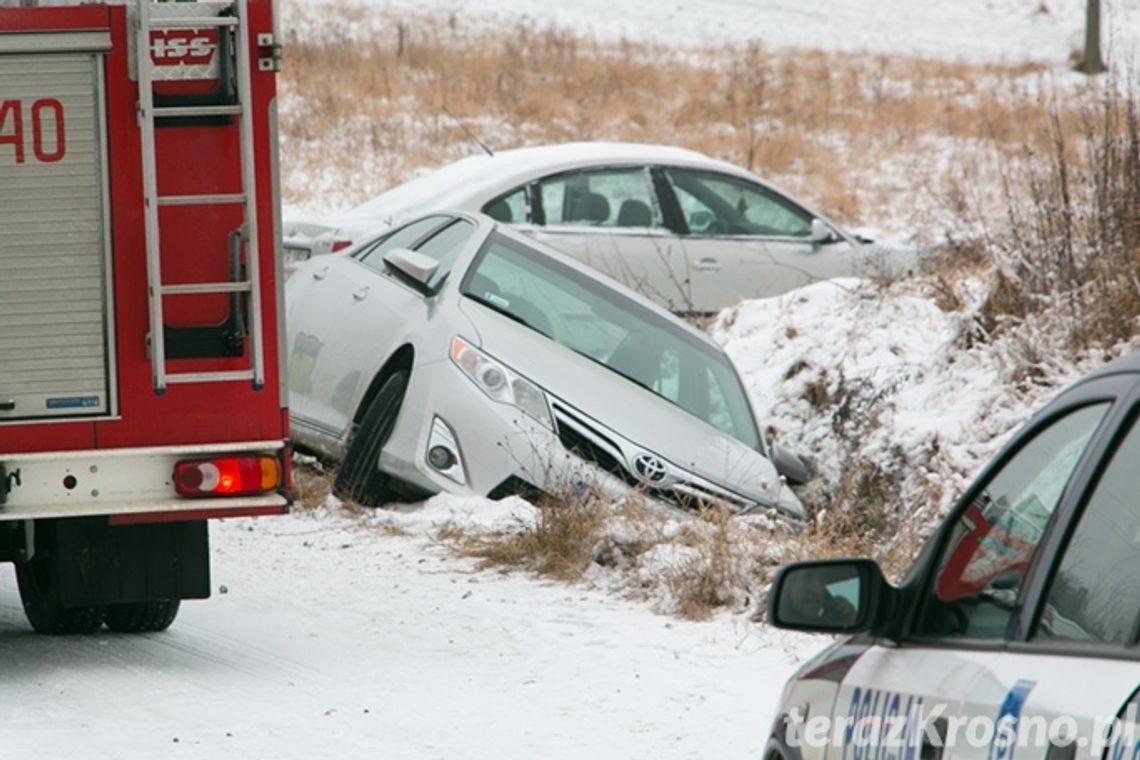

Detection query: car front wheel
(334, 369), (410, 507)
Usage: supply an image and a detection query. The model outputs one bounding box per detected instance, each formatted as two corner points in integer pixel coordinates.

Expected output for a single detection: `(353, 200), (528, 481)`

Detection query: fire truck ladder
(134, 0), (265, 394)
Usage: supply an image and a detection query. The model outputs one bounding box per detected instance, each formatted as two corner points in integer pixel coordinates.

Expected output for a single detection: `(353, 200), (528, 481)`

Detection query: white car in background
(284, 142), (915, 313)
(764, 352), (1140, 760)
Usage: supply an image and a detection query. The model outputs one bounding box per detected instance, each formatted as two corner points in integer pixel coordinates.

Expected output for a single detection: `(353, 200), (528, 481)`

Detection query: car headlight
(450, 336), (553, 429)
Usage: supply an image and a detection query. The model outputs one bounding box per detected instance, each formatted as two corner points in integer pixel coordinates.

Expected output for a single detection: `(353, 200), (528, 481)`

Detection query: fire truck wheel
(335, 369), (410, 507)
(105, 600), (182, 633)
(15, 557), (105, 635)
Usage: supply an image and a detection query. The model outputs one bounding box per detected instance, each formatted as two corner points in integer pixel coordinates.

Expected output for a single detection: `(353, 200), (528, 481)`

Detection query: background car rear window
(1035, 410), (1140, 644)
(539, 168), (659, 228)
(915, 402), (1109, 639)
(482, 188), (527, 224)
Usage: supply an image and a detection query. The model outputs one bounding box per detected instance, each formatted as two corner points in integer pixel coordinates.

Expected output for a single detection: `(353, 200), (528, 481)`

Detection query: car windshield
(460, 232), (762, 450)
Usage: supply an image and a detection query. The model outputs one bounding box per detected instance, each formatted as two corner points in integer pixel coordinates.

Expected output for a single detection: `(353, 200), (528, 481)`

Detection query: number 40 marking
(0, 98), (66, 164)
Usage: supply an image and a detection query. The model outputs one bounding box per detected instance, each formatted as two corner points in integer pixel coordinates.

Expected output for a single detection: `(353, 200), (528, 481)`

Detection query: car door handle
(311, 266), (328, 281)
(352, 285), (370, 301)
(693, 257), (721, 271)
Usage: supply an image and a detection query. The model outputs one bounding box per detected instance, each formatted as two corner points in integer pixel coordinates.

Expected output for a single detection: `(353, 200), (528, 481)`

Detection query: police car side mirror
(768, 559), (891, 635)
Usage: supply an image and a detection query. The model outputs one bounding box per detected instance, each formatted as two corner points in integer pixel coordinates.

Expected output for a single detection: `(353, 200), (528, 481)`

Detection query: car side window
(412, 219), (475, 290)
(539, 169), (660, 229)
(356, 215), (450, 270)
(1034, 412), (1140, 644)
(481, 188), (527, 224)
(664, 168), (813, 237)
(914, 402), (1110, 639)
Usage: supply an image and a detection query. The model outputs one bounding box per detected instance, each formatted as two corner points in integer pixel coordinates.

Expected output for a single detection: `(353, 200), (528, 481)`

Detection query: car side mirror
(770, 443), (810, 486)
(809, 218), (834, 244)
(768, 559), (890, 634)
(383, 247), (440, 292)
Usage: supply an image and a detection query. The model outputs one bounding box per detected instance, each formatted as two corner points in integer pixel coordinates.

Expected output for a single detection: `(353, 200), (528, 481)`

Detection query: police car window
(1035, 413), (1140, 644)
(915, 402), (1110, 639)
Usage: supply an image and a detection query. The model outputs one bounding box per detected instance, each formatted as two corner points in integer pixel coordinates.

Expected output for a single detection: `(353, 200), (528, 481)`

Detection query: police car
(766, 352), (1140, 760)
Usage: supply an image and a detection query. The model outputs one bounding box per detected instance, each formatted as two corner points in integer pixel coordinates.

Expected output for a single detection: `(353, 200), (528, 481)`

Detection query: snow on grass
(711, 272), (1111, 531)
(285, 0), (1140, 69)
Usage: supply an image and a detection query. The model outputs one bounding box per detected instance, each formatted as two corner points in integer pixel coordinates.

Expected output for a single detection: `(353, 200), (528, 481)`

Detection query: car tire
(15, 555), (105, 635)
(334, 369), (410, 507)
(105, 600), (181, 633)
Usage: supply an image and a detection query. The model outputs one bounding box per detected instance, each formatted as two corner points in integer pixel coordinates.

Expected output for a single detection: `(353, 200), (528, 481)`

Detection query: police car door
(947, 380), (1140, 760)
(825, 378), (1127, 760)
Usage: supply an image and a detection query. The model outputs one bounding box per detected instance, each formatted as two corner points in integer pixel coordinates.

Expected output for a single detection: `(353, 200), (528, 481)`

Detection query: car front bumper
(377, 359), (801, 518)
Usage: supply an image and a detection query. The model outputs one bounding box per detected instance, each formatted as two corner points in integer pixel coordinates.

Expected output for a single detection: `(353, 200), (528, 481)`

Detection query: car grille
(551, 403), (755, 514)
(552, 404), (638, 487)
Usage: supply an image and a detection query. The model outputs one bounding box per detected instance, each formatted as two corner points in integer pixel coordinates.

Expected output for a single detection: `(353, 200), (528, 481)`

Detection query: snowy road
(0, 513), (819, 759)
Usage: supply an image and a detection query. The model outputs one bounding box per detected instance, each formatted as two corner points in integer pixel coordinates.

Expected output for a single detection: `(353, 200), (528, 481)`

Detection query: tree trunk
(1077, 0), (1107, 74)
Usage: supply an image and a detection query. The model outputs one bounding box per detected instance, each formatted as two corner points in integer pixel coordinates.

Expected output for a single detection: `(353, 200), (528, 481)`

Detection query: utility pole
(1076, 0), (1107, 74)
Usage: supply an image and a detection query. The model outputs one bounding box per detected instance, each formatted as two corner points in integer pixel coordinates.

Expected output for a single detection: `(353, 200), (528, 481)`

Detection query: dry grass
(457, 489), (611, 582)
(291, 458), (335, 511)
(436, 487), (791, 620)
(660, 506), (767, 620)
(279, 5), (1068, 235)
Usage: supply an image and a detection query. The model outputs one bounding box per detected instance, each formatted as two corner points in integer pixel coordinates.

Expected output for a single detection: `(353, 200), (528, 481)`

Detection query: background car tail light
(330, 239), (352, 253)
(174, 455), (280, 497)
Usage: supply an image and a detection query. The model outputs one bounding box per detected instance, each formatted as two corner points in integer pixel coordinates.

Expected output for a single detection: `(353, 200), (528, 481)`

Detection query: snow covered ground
(0, 513), (818, 759)
(290, 0), (1140, 68)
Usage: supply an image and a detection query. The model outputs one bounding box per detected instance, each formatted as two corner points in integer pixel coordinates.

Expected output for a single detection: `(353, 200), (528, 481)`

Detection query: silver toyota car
(285, 211), (806, 518)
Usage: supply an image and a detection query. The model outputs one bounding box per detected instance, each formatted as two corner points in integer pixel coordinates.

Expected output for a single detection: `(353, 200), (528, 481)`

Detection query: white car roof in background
(349, 141), (760, 222)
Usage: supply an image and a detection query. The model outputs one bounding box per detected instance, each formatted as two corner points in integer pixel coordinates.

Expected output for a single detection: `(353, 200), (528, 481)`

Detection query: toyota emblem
(632, 452), (668, 485)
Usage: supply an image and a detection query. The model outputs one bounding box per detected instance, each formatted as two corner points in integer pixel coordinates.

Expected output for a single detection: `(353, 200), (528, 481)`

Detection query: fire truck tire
(335, 369), (409, 507)
(15, 558), (105, 635)
(105, 600), (182, 633)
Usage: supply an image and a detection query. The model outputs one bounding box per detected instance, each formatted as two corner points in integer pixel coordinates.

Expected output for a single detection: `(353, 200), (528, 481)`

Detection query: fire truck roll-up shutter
(0, 32), (115, 423)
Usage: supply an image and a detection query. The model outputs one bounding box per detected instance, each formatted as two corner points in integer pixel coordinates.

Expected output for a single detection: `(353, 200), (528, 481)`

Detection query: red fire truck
(0, 0), (290, 634)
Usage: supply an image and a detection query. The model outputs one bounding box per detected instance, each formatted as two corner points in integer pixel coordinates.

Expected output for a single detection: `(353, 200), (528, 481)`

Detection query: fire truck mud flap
(23, 517), (210, 608)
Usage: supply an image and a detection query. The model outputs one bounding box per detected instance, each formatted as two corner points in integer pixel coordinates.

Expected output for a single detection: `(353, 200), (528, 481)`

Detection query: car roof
(349, 141), (767, 220)
(1079, 350), (1140, 383)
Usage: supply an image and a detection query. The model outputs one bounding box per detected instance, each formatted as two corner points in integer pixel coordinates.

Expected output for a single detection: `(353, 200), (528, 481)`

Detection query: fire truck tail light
(174, 456), (281, 497)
